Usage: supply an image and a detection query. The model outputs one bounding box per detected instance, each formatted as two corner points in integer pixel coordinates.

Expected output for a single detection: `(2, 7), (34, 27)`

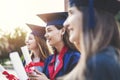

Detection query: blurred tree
(0, 27), (27, 61)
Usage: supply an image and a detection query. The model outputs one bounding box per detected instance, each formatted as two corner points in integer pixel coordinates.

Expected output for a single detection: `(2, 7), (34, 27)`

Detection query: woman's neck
(54, 41), (65, 53)
(32, 48), (40, 58)
(74, 41), (81, 52)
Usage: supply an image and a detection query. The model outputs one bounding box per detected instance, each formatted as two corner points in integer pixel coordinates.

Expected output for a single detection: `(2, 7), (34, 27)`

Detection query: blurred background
(0, 0), (120, 79)
(0, 0), (65, 79)
(0, 0), (64, 63)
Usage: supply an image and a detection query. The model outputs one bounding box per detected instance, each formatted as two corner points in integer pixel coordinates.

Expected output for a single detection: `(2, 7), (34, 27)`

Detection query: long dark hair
(58, 7), (120, 80)
(78, 7), (120, 59)
(55, 25), (78, 51)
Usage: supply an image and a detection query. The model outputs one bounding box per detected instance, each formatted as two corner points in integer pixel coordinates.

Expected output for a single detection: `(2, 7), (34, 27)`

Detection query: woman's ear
(61, 28), (66, 35)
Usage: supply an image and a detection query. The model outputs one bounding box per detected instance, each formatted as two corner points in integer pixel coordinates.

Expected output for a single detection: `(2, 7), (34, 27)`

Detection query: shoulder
(88, 46), (118, 65)
(66, 49), (81, 56)
(64, 49), (80, 61)
(87, 46), (120, 74)
(44, 54), (54, 62)
(64, 49), (80, 60)
(86, 46), (120, 80)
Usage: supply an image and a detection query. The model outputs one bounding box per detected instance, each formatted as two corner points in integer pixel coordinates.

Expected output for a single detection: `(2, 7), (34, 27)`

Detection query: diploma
(21, 46), (32, 65)
(0, 64), (5, 72)
(0, 64), (18, 80)
(9, 52), (28, 80)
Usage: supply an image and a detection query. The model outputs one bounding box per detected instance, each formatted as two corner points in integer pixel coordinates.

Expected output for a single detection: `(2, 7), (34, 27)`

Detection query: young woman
(25, 24), (51, 72)
(62, 0), (120, 80)
(28, 12), (80, 80)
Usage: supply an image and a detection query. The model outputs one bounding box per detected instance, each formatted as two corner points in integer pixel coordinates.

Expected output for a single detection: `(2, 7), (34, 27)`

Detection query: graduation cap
(69, 0), (120, 15)
(26, 23), (46, 39)
(37, 12), (68, 26)
(69, 0), (120, 29)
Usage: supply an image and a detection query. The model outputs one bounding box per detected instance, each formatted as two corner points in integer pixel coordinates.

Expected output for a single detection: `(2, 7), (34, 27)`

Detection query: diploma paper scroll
(0, 64), (18, 80)
(21, 46), (36, 74)
(9, 52), (28, 80)
(21, 46), (32, 65)
(0, 64), (5, 72)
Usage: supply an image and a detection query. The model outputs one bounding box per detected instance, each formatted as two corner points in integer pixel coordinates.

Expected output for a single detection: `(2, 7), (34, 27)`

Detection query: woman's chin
(49, 43), (53, 47)
(69, 36), (75, 44)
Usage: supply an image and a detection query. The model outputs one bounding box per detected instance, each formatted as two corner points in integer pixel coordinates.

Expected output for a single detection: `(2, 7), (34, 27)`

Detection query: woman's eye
(47, 30), (52, 32)
(29, 37), (33, 40)
(69, 10), (74, 15)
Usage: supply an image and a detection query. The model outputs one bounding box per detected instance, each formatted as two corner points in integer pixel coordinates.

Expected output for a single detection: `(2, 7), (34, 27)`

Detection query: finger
(29, 75), (42, 80)
(27, 73), (37, 77)
(29, 76), (38, 80)
(34, 69), (43, 75)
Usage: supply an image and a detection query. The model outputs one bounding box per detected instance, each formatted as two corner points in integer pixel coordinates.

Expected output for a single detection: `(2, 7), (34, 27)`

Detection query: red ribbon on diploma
(2, 71), (19, 80)
(25, 62), (44, 73)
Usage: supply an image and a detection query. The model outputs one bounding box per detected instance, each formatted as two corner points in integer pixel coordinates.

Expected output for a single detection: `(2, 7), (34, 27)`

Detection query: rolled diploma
(9, 52), (28, 80)
(21, 46), (32, 65)
(0, 64), (5, 72)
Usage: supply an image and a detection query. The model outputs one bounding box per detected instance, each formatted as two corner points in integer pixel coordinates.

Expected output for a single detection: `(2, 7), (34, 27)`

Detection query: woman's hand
(28, 70), (49, 80)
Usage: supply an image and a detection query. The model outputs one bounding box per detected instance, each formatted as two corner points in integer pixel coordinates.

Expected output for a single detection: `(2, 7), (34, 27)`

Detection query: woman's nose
(64, 18), (70, 30)
(44, 33), (48, 39)
(63, 18), (69, 29)
(25, 40), (28, 44)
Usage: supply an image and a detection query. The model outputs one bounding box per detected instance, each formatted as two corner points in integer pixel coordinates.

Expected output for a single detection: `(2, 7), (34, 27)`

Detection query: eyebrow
(68, 9), (73, 14)
(46, 27), (52, 31)
(68, 9), (71, 12)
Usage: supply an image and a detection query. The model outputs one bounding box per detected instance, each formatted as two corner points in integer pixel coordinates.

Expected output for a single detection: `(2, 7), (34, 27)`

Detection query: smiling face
(25, 34), (37, 50)
(44, 25), (63, 47)
(64, 6), (83, 47)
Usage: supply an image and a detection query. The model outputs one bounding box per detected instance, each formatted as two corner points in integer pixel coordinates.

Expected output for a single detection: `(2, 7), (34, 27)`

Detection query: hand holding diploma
(21, 46), (35, 74)
(28, 70), (49, 80)
(25, 62), (44, 73)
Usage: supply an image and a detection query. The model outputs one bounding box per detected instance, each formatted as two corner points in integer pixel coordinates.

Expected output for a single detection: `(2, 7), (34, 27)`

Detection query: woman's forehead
(46, 25), (57, 30)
